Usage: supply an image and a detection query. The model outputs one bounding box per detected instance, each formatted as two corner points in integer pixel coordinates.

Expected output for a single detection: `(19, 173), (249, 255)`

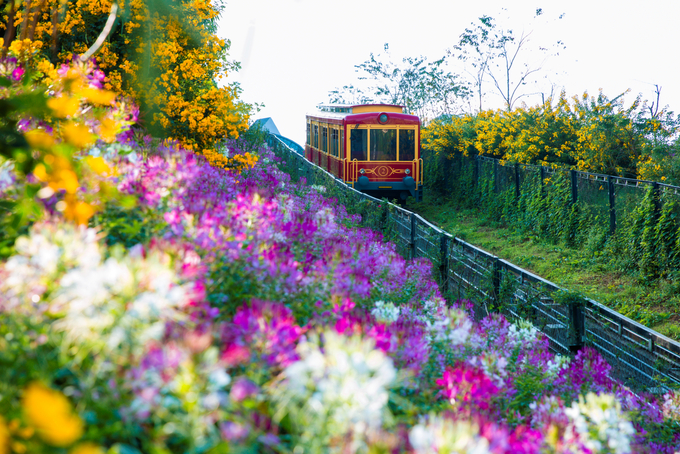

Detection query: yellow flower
(98, 117), (118, 143)
(62, 122), (95, 149)
(0, 416), (9, 454)
(24, 129), (55, 150)
(80, 87), (116, 106)
(47, 96), (80, 118)
(22, 383), (83, 447)
(70, 442), (105, 454)
(85, 156), (113, 177)
(63, 196), (96, 226)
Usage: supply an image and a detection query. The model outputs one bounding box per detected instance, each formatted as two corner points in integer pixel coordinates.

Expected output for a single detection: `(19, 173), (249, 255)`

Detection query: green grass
(405, 193), (680, 340)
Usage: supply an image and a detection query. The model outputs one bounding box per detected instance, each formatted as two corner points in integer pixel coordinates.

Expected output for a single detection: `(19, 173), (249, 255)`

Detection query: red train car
(305, 104), (423, 202)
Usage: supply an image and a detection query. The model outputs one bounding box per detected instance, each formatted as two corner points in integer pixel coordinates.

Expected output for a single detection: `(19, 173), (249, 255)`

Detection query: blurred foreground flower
(564, 392), (634, 454)
(273, 330), (397, 452)
(23, 382), (83, 446)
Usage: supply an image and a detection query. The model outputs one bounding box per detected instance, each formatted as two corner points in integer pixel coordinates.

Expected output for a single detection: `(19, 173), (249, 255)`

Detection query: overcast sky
(218, 0), (680, 146)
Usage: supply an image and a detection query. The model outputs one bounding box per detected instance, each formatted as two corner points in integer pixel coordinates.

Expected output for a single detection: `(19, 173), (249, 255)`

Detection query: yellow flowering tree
(423, 90), (679, 180)
(1, 0), (253, 152)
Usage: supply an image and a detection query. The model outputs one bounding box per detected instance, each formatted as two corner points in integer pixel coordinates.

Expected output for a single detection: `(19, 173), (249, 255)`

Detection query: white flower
(468, 353), (508, 387)
(661, 390), (680, 421)
(564, 392), (634, 454)
(371, 300), (401, 324)
(426, 307), (472, 347)
(546, 354), (571, 377)
(208, 368), (231, 389)
(278, 330), (396, 444)
(409, 415), (491, 454)
(507, 320), (540, 347)
(0, 223), (101, 313)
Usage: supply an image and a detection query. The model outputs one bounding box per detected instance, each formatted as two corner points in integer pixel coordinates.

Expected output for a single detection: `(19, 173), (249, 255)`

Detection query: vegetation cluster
(423, 90), (680, 183)
(0, 0), (254, 152)
(1, 1), (680, 453)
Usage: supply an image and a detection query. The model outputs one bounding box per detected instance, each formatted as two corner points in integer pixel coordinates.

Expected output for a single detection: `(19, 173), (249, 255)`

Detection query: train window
(399, 129), (416, 161)
(330, 128), (338, 157)
(370, 128), (396, 161)
(307, 122), (310, 145)
(321, 126), (328, 153)
(350, 128), (367, 161)
(313, 124), (319, 149)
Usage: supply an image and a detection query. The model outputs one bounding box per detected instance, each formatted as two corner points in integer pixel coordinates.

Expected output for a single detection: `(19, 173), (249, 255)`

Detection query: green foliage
(504, 365), (547, 423)
(93, 202), (166, 248)
(422, 147), (680, 285)
(0, 72), (51, 258)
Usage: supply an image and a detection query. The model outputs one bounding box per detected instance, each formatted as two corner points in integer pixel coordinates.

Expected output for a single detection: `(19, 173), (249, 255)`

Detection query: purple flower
(220, 421), (250, 442)
(230, 377), (259, 402)
(221, 300), (302, 368)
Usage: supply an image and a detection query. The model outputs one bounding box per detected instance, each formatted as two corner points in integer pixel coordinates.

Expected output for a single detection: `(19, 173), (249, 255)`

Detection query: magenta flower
(11, 67), (24, 82)
(221, 300), (303, 368)
(437, 363), (500, 415)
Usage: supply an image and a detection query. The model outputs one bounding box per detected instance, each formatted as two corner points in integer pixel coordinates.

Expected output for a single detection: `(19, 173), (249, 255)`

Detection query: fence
(268, 133), (680, 394)
(443, 154), (680, 237)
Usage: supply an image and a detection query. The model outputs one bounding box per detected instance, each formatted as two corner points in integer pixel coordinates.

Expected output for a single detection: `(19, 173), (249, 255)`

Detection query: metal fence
(268, 134), (680, 394)
(452, 155), (680, 237)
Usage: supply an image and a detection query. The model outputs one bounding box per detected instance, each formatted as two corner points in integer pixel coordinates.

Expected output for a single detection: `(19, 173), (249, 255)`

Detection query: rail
(267, 132), (680, 394)
(350, 159), (359, 184)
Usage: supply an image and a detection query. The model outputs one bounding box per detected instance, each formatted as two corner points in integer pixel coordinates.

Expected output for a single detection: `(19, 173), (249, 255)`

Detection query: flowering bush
(0, 0), (253, 152)
(423, 90), (680, 182)
(2, 70), (680, 454)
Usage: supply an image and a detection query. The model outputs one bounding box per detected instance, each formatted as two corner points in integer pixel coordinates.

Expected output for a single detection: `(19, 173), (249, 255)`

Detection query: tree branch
(81, 2), (119, 61)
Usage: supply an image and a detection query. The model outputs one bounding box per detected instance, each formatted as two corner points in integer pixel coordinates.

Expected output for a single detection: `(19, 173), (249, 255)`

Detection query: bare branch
(81, 2), (119, 61)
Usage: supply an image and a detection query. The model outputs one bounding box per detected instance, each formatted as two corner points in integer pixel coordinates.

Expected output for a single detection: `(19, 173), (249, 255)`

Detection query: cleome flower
(274, 329), (397, 452)
(563, 392), (635, 454)
(371, 300), (401, 324)
(409, 414), (491, 454)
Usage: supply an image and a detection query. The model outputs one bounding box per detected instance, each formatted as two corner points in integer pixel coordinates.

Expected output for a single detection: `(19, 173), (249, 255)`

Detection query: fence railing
(268, 133), (680, 394)
(451, 154), (680, 237)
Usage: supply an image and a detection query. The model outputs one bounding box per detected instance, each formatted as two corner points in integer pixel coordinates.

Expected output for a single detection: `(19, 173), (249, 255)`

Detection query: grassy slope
(404, 194), (680, 340)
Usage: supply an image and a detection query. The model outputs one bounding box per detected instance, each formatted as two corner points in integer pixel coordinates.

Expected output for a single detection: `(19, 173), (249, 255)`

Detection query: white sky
(218, 0), (680, 146)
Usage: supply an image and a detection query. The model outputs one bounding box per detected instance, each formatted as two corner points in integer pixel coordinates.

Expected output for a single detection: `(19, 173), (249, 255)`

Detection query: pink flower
(437, 363), (500, 414)
(230, 377), (259, 402)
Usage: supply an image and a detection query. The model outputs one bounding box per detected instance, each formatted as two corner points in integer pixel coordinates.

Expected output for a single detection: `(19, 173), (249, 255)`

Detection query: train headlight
(359, 168), (365, 174)
(405, 169), (411, 175)
(378, 113), (388, 124)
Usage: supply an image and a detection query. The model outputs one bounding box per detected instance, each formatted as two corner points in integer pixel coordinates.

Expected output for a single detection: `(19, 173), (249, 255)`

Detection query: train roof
(315, 103), (405, 114)
(307, 104), (419, 124)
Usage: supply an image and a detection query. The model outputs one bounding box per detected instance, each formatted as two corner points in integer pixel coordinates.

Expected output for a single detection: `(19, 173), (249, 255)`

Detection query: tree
(451, 9), (565, 112)
(327, 84), (374, 105)
(329, 44), (470, 123)
(0, 0), (254, 151)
